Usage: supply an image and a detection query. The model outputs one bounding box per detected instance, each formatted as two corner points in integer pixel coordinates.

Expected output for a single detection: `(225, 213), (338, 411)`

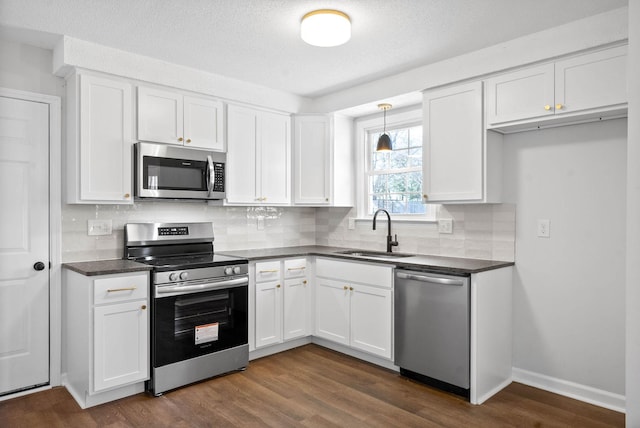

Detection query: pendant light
(376, 103), (393, 152)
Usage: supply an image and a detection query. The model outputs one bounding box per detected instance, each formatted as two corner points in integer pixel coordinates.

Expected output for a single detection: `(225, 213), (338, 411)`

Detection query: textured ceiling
(0, 0), (628, 98)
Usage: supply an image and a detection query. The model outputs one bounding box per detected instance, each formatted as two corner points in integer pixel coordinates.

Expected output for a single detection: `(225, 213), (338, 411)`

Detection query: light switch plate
(438, 219), (453, 234)
(537, 219), (550, 238)
(88, 219), (112, 236)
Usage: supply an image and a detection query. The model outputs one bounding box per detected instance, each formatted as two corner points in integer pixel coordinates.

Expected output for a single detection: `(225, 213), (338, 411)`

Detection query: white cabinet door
(350, 284), (392, 359)
(315, 278), (350, 345)
(137, 86), (183, 145)
(259, 111), (291, 204)
(255, 280), (282, 348)
(183, 96), (224, 151)
(78, 74), (133, 203)
(555, 45), (627, 115)
(423, 81), (484, 202)
(485, 64), (554, 126)
(283, 277), (309, 341)
(226, 105), (258, 204)
(93, 300), (148, 392)
(293, 115), (330, 204)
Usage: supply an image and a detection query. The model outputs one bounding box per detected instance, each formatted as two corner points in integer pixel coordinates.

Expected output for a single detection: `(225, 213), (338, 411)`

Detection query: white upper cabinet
(226, 104), (291, 205)
(137, 86), (224, 151)
(293, 115), (354, 206)
(486, 45), (627, 130)
(66, 72), (134, 204)
(423, 81), (501, 204)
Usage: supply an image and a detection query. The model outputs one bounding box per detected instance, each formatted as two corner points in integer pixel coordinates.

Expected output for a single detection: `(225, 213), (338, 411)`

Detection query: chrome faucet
(372, 209), (399, 253)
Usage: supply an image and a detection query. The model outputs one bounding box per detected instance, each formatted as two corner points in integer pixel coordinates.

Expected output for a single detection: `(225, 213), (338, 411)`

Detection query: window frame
(355, 107), (437, 221)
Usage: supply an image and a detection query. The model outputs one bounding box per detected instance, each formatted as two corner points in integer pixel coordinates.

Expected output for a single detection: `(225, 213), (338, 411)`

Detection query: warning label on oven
(195, 323), (219, 345)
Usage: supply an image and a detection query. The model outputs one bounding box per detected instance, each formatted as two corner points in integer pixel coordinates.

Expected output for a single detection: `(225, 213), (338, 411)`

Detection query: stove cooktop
(138, 253), (247, 272)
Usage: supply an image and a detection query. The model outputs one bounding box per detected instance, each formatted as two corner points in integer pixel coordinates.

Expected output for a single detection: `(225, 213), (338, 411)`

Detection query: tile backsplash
(61, 203), (515, 262)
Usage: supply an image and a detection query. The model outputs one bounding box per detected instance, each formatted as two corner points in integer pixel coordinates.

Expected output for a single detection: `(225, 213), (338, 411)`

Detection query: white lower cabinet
(63, 269), (150, 408)
(253, 258), (311, 349)
(315, 258), (393, 359)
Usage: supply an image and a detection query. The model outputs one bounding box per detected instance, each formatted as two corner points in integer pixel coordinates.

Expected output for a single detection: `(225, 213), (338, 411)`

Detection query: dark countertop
(63, 259), (152, 276)
(219, 245), (514, 275)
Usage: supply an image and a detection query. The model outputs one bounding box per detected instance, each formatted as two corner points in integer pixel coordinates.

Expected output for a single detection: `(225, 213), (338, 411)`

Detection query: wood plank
(0, 344), (624, 427)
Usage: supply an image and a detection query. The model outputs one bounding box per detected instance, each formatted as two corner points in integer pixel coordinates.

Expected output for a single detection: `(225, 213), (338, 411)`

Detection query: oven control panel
(154, 264), (249, 285)
(158, 226), (189, 236)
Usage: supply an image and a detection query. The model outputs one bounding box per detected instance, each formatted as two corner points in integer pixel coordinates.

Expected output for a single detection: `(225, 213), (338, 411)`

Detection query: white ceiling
(0, 0), (628, 100)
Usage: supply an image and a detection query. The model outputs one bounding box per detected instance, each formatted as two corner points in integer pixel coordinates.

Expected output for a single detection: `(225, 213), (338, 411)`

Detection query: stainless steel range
(124, 222), (249, 396)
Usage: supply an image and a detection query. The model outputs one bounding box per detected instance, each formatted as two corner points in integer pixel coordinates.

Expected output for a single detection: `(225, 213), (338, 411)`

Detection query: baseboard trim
(512, 367), (625, 413)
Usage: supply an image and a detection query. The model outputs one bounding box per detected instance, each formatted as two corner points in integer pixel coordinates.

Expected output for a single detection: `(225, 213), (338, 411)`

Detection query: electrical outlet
(438, 219), (453, 234)
(537, 219), (550, 238)
(88, 219), (112, 236)
(348, 218), (356, 230)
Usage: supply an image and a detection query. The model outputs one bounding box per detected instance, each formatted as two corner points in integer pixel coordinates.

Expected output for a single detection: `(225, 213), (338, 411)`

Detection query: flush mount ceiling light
(301, 9), (351, 47)
(376, 103), (393, 152)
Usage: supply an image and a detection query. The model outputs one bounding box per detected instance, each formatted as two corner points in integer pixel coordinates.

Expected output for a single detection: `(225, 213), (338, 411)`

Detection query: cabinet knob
(276, 284), (281, 288)
(325, 198), (329, 202)
(178, 137), (184, 142)
(124, 193), (130, 199)
(343, 285), (348, 290)
(556, 104), (563, 110)
(186, 139), (191, 143)
(303, 280), (307, 284)
(423, 194), (428, 200)
(544, 105), (552, 111)
(141, 304), (147, 310)
(349, 287), (354, 291)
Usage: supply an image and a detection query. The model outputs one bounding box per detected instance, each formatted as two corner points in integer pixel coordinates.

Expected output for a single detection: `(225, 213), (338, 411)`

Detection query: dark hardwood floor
(0, 344), (624, 427)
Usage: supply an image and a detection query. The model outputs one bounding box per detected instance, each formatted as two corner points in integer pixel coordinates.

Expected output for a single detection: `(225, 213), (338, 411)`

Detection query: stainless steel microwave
(135, 142), (226, 201)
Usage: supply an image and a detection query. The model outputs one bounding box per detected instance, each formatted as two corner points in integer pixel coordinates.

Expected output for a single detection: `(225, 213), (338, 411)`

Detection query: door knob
(33, 261), (46, 271)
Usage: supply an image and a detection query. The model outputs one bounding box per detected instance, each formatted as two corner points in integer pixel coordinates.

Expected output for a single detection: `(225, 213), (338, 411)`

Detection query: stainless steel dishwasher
(394, 269), (470, 398)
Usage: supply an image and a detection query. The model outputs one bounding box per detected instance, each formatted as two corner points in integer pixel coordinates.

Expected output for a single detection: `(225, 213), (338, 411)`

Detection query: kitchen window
(358, 108), (436, 220)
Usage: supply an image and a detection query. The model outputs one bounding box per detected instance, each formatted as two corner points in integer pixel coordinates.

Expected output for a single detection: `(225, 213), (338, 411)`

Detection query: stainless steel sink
(336, 250), (413, 259)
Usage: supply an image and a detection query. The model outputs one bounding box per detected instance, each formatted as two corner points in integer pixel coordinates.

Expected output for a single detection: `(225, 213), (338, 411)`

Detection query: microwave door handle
(206, 155), (215, 196)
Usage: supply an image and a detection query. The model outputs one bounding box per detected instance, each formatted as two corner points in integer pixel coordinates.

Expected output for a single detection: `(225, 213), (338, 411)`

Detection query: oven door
(135, 142), (225, 200)
(152, 279), (247, 368)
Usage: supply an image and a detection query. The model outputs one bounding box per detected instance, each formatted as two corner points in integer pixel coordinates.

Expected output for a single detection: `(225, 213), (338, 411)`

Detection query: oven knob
(233, 266), (241, 275)
(224, 267), (233, 275)
(169, 272), (179, 281)
(179, 271), (189, 281)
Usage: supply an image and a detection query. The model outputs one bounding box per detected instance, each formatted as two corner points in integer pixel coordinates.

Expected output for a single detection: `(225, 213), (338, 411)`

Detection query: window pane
(389, 149), (408, 169)
(370, 174), (387, 193)
(371, 151), (389, 170)
(408, 193), (426, 214)
(408, 148), (422, 168)
(390, 129), (408, 149)
(409, 126), (423, 148)
(407, 171), (422, 192)
(388, 173), (407, 193)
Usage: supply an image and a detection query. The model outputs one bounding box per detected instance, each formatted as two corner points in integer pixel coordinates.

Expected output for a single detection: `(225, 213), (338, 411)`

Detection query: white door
(183, 96), (224, 151)
(259, 111), (290, 204)
(226, 105), (258, 204)
(254, 280), (282, 348)
(283, 277), (308, 340)
(0, 96), (50, 395)
(315, 278), (350, 345)
(137, 86), (183, 144)
(350, 284), (392, 359)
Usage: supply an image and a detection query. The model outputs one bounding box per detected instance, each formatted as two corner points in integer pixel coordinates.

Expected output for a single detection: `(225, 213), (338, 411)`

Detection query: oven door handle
(157, 277), (248, 295)
(206, 155), (215, 197)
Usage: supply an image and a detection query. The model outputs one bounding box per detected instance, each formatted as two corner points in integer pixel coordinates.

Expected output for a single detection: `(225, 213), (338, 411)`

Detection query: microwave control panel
(212, 163), (225, 192)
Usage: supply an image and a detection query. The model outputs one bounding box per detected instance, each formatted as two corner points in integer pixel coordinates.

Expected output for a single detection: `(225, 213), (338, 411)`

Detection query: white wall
(503, 119), (627, 407)
(626, 0), (640, 425)
(0, 39), (64, 97)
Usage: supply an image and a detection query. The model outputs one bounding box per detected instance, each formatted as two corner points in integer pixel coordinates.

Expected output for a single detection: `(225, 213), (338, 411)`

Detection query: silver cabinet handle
(396, 272), (464, 286)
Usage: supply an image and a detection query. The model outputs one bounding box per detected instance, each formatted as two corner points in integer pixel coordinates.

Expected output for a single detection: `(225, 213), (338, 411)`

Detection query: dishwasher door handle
(396, 272), (465, 286)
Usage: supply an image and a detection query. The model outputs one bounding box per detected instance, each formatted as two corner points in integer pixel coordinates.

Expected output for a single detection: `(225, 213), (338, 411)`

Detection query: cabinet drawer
(255, 261), (280, 282)
(284, 258), (307, 278)
(316, 258), (393, 288)
(93, 274), (149, 305)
